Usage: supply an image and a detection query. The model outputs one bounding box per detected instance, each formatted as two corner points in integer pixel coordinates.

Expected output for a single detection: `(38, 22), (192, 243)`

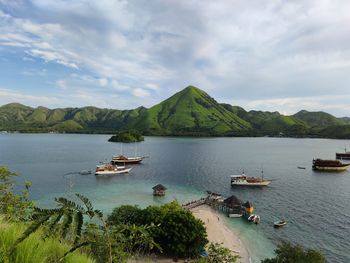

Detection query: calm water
(1, 134), (349, 262)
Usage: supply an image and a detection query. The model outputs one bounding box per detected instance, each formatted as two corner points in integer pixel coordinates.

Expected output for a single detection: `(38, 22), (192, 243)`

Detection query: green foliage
(1, 87), (350, 137)
(0, 166), (34, 220)
(108, 201), (208, 258)
(261, 242), (325, 263)
(195, 243), (239, 263)
(108, 130), (144, 142)
(0, 217), (94, 263)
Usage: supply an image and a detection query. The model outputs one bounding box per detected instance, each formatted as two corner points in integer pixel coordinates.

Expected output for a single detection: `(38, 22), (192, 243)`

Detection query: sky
(0, 0), (350, 116)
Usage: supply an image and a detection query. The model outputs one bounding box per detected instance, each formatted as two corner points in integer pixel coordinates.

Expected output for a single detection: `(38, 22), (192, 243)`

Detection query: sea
(0, 134), (349, 262)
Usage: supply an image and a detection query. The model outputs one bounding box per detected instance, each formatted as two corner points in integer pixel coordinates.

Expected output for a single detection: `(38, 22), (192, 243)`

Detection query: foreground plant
(0, 166), (33, 220)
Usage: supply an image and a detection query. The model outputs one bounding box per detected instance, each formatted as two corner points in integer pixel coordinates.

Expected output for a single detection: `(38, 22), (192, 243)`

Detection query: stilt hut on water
(224, 195), (244, 217)
(152, 184), (167, 196)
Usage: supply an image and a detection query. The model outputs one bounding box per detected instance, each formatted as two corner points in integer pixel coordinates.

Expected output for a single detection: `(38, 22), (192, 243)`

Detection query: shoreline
(191, 205), (251, 263)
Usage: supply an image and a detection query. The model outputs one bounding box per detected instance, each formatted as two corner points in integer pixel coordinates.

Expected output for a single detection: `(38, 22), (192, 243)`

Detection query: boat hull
(228, 214), (243, 218)
(95, 167), (132, 176)
(231, 181), (271, 186)
(312, 165), (349, 172)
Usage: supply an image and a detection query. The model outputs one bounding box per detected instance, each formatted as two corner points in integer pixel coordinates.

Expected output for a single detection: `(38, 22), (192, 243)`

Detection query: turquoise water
(1, 134), (349, 262)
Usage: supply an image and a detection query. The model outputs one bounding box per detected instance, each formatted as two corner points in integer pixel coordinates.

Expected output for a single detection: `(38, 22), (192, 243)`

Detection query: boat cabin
(152, 184), (167, 196)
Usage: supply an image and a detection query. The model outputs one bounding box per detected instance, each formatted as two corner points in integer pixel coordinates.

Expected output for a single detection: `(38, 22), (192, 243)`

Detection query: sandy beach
(191, 205), (251, 263)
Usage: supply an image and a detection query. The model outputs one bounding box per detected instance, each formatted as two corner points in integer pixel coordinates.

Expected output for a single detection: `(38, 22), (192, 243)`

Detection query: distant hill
(0, 86), (349, 138)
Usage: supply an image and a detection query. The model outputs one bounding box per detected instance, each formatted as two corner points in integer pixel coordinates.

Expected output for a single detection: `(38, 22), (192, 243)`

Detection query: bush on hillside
(108, 202), (208, 257)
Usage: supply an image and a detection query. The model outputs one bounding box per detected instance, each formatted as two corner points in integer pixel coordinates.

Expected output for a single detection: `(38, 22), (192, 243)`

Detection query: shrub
(261, 242), (325, 263)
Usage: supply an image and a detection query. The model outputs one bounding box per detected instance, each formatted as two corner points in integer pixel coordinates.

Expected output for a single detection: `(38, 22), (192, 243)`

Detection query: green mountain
(131, 86), (251, 135)
(0, 86), (349, 138)
(293, 110), (346, 128)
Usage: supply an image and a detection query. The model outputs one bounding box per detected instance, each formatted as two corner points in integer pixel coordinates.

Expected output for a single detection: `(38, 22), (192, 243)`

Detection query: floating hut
(152, 184), (167, 196)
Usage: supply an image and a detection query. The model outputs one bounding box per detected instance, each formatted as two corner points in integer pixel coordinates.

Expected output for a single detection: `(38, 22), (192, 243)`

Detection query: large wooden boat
(312, 159), (350, 171)
(336, 150), (350, 160)
(230, 173), (271, 186)
(111, 155), (144, 164)
(95, 164), (132, 176)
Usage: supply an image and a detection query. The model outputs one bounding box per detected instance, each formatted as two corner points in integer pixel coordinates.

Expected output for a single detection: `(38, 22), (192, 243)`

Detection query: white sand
(191, 205), (251, 263)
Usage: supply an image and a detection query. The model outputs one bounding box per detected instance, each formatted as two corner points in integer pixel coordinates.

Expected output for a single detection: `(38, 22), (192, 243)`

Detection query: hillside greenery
(0, 86), (349, 138)
(261, 242), (325, 263)
(108, 203), (208, 257)
(108, 130), (144, 142)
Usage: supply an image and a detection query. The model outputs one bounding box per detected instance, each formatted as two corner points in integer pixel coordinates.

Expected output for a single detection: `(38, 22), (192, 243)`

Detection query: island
(108, 130), (144, 143)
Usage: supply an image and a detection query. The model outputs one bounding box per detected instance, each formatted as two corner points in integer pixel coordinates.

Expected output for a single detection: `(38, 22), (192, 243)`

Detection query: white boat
(228, 213), (243, 218)
(248, 214), (261, 224)
(111, 155), (145, 164)
(95, 164), (132, 176)
(231, 170), (271, 186)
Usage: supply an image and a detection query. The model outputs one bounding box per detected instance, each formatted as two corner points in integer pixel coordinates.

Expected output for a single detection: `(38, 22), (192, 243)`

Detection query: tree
(195, 243), (239, 263)
(261, 242), (325, 263)
(0, 166), (33, 220)
(108, 201), (208, 258)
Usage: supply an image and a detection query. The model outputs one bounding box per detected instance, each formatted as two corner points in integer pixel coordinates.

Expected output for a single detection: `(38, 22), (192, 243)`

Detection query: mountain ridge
(1, 86), (349, 138)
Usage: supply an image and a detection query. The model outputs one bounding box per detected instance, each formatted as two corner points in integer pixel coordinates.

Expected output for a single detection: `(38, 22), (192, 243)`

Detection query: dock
(182, 191), (254, 218)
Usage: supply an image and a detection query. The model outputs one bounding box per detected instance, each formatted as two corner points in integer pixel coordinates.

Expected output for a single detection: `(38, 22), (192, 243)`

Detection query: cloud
(0, 1), (349, 115)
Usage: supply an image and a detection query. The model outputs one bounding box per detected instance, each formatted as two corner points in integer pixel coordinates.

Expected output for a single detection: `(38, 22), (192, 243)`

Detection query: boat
(312, 159), (350, 171)
(111, 155), (145, 164)
(95, 164), (132, 176)
(297, 166), (306, 170)
(79, 170), (92, 175)
(336, 148), (350, 160)
(248, 214), (261, 224)
(230, 171), (271, 186)
(228, 213), (243, 218)
(274, 220), (287, 228)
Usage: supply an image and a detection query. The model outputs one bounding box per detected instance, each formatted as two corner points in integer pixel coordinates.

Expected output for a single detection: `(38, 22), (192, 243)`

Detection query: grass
(0, 218), (95, 263)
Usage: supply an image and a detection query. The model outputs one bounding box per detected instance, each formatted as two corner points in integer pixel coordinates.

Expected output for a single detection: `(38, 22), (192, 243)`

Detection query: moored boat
(111, 155), (144, 164)
(230, 173), (271, 186)
(248, 214), (261, 224)
(336, 150), (350, 160)
(312, 159), (350, 171)
(95, 164), (132, 176)
(274, 220), (287, 228)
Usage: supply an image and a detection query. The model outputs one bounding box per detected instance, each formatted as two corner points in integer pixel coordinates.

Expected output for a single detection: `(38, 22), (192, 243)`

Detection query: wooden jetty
(182, 191), (254, 218)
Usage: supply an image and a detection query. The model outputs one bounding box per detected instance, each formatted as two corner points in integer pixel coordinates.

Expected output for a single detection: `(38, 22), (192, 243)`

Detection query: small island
(108, 130), (144, 143)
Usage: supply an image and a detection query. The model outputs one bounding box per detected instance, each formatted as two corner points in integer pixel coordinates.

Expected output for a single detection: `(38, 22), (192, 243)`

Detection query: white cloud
(0, 1), (350, 115)
(132, 88), (150, 98)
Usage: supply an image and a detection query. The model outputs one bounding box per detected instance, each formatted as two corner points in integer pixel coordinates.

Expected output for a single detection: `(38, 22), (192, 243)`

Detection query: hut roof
(224, 195), (242, 207)
(152, 184), (167, 190)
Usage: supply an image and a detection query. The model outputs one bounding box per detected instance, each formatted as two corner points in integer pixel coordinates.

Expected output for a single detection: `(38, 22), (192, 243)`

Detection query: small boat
(248, 214), (261, 224)
(95, 164), (132, 176)
(79, 170), (92, 175)
(312, 159), (350, 172)
(111, 155), (145, 164)
(297, 166), (306, 170)
(228, 213), (243, 218)
(231, 173), (271, 186)
(274, 220), (287, 228)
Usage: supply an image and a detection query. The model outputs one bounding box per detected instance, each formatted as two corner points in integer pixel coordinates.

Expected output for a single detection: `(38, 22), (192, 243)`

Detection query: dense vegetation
(108, 203), (208, 257)
(1, 86), (349, 138)
(261, 242), (325, 263)
(108, 130), (144, 142)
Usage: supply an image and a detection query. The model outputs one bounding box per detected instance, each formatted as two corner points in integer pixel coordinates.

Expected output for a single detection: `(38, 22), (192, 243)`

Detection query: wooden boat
(111, 155), (144, 164)
(312, 159), (350, 172)
(95, 164), (132, 176)
(336, 150), (350, 160)
(274, 220), (287, 228)
(231, 173), (271, 186)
